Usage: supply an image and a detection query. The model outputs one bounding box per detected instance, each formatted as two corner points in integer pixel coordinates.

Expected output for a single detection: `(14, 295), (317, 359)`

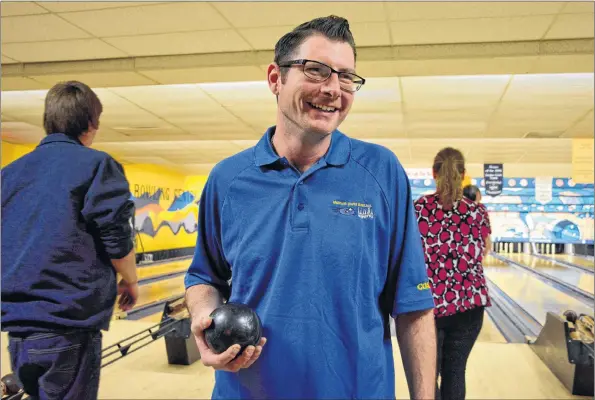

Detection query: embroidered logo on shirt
(332, 200), (374, 220)
(417, 282), (430, 291)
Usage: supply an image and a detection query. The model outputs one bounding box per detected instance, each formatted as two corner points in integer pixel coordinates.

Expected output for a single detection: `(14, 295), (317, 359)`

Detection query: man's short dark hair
(274, 15), (357, 76)
(43, 81), (103, 139)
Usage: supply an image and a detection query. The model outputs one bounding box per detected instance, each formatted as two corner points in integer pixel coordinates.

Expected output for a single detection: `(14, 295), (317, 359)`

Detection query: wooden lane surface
(503, 253), (594, 295)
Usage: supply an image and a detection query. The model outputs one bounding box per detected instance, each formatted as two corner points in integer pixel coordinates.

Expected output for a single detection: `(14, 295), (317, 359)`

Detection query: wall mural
(124, 166), (206, 253)
(410, 177), (594, 244)
(132, 189), (199, 237)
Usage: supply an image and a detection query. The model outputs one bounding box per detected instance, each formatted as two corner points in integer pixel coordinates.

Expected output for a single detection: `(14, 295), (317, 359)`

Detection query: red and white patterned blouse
(414, 194), (492, 318)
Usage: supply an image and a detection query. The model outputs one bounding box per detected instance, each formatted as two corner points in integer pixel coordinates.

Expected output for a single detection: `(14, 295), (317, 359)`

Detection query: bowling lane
(136, 257), (191, 281)
(483, 257), (593, 327)
(502, 253), (594, 295)
(478, 312), (507, 343)
(552, 254), (594, 270)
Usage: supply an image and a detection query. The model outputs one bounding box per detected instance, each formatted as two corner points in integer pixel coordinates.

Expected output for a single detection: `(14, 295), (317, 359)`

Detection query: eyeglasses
(278, 59), (366, 93)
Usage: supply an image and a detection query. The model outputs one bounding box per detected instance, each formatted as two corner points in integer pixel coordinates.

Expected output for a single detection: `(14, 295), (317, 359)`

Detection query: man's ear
(267, 63), (281, 96)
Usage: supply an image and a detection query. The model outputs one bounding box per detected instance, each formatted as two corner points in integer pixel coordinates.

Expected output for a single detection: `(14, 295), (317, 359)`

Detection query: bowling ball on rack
(1, 374), (21, 395)
(204, 303), (262, 355)
(564, 310), (578, 323)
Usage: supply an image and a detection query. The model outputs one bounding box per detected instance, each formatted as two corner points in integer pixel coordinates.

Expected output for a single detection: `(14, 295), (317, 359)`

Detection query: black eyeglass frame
(278, 59), (366, 92)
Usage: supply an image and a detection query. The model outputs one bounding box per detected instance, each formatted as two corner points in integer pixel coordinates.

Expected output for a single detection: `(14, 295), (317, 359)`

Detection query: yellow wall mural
(2, 141), (208, 255)
(125, 165), (207, 254)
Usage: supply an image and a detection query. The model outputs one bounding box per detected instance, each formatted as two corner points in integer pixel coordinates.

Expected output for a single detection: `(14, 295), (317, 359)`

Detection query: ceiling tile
(563, 110), (594, 138)
(1, 2), (48, 16)
(401, 75), (510, 109)
(545, 13), (595, 39)
(239, 22), (390, 50)
(1, 39), (128, 62)
(0, 90), (47, 119)
(407, 122), (487, 139)
(390, 16), (554, 45)
(104, 30), (252, 57)
(141, 66), (265, 85)
(60, 3), (230, 37)
(385, 2), (564, 21)
(1, 14), (90, 43)
(39, 2), (158, 13)
(392, 56), (539, 77)
(1, 54), (18, 64)
(212, 2), (386, 29)
(94, 127), (132, 142)
(198, 81), (275, 108)
(502, 73), (594, 108)
(351, 77), (402, 114)
(531, 54), (594, 74)
(107, 84), (214, 110)
(29, 72), (158, 88)
(562, 2), (594, 14)
(0, 77), (47, 91)
(0, 121), (45, 144)
(340, 113), (405, 138)
(92, 88), (180, 130)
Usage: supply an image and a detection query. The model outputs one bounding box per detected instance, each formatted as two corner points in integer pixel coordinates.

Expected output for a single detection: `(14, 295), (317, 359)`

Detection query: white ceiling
(1, 1), (594, 177)
(1, 1), (593, 63)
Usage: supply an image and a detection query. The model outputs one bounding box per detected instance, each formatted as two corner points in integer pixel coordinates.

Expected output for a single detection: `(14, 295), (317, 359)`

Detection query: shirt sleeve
(81, 156), (134, 259)
(389, 166), (434, 317)
(184, 171), (232, 300)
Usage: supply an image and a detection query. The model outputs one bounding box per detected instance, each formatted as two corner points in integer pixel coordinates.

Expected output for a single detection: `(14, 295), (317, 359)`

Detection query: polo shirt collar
(254, 126), (351, 167)
(38, 133), (83, 147)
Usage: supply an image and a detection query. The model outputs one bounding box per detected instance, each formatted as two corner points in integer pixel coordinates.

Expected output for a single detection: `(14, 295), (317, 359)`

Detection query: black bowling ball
(204, 303), (262, 355)
(564, 310), (578, 323)
(1, 373), (21, 395)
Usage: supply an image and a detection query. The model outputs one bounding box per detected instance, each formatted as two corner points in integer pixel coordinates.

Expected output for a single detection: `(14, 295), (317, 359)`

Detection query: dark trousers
(8, 331), (102, 400)
(435, 307), (484, 400)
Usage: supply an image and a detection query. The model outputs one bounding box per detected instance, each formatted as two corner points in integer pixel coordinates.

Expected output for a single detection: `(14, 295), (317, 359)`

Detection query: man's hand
(117, 279), (139, 311)
(191, 315), (267, 372)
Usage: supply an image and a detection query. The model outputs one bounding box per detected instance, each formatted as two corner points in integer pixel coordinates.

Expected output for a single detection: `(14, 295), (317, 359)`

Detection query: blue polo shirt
(1, 133), (134, 334)
(185, 127), (433, 399)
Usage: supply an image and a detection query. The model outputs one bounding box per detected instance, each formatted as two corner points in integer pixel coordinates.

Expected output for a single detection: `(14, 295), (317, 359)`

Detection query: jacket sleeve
(81, 156), (134, 259)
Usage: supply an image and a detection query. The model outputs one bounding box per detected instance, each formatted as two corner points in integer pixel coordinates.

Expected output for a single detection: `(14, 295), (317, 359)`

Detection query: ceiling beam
(1, 38), (593, 91)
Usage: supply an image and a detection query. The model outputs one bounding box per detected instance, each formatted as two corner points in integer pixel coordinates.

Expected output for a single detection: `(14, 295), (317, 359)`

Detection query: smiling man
(185, 16), (436, 399)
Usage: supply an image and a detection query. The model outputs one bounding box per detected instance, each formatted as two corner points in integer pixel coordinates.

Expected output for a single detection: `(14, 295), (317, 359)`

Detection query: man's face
(268, 35), (356, 137)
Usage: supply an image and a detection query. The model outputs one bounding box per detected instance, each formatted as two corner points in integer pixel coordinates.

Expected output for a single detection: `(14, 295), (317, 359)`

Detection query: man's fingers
(242, 345), (263, 369)
(224, 346), (254, 372)
(199, 316), (212, 331)
(218, 344), (242, 367)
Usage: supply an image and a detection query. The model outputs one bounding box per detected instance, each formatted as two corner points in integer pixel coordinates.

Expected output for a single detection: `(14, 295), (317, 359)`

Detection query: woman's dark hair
(43, 81), (102, 139)
(463, 185), (481, 202)
(432, 147), (465, 209)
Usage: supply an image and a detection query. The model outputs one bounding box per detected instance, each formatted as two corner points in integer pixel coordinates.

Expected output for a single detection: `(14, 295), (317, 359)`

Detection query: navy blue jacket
(1, 134), (134, 333)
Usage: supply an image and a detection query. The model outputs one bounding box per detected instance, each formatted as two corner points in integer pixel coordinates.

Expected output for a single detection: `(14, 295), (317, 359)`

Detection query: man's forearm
(185, 284), (224, 321)
(395, 309), (436, 400)
(111, 249), (138, 283)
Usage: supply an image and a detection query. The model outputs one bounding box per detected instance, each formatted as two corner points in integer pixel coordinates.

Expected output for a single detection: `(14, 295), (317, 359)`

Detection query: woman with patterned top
(414, 148), (492, 400)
